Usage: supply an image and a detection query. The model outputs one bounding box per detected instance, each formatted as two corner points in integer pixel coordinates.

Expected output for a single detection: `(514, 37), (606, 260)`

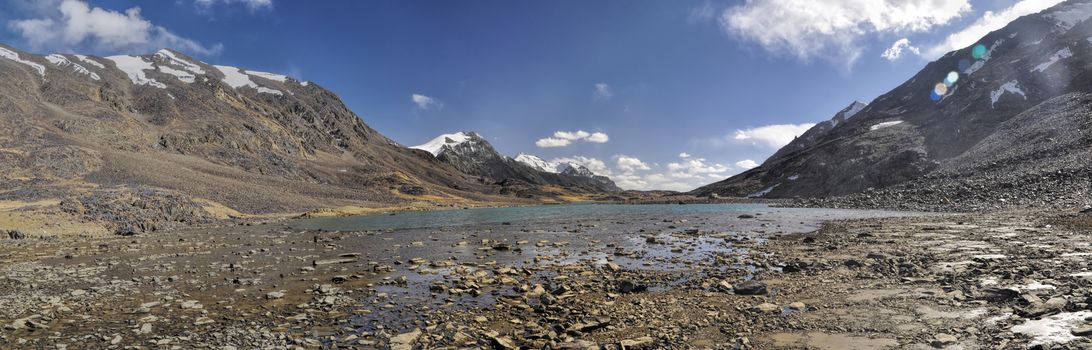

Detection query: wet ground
(2, 206), (1092, 349)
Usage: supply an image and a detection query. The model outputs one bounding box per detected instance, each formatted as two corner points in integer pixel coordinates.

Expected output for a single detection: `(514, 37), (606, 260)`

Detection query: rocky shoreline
(3, 207), (1092, 349)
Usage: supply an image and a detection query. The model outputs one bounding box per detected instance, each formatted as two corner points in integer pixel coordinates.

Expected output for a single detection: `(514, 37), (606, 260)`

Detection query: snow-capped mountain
(414, 132), (620, 192)
(694, 0), (1092, 207)
(0, 44), (616, 233)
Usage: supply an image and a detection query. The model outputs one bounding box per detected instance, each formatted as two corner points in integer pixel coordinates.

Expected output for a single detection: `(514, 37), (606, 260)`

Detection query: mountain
(412, 132), (621, 193)
(0, 45), (598, 234)
(694, 0), (1092, 209)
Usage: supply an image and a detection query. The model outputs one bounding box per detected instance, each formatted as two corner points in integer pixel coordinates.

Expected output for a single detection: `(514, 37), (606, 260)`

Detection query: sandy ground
(1, 208), (1091, 349)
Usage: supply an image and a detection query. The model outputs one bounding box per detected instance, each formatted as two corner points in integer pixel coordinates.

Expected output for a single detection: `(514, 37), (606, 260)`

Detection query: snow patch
(990, 80), (1027, 108)
(1032, 47), (1072, 73)
(411, 132), (472, 156)
(154, 49), (205, 75)
(870, 121), (904, 131)
(106, 55), (166, 89)
(0, 47), (45, 77)
(45, 54), (99, 80)
(214, 65), (283, 95)
(787, 174), (800, 181)
(156, 65), (195, 83)
(1045, 2), (1092, 31)
(963, 39), (1003, 75)
(1011, 281), (1056, 291)
(73, 55), (105, 69)
(246, 70), (288, 83)
(748, 183), (779, 198)
(1011, 311), (1092, 346)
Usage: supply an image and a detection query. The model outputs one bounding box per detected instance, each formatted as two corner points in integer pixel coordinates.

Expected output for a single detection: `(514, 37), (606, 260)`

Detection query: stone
(786, 302), (806, 311)
(733, 281), (768, 295)
(932, 333), (957, 347)
(617, 280), (647, 294)
(752, 303), (780, 313)
(265, 291), (285, 299)
(619, 336), (654, 349)
(389, 328), (421, 350)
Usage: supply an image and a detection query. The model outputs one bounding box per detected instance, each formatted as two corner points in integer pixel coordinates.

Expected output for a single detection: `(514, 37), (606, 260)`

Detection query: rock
(717, 280), (734, 292)
(738, 214), (755, 219)
(1073, 326), (1092, 336)
(69, 289), (86, 297)
(568, 317), (612, 333)
(265, 291), (285, 299)
(616, 280), (647, 294)
(489, 334), (517, 349)
(752, 303), (780, 313)
(619, 336), (654, 349)
(786, 302), (806, 311)
(733, 281), (768, 295)
(179, 300), (201, 309)
(979, 287), (1019, 303)
(6, 230), (24, 240)
(389, 328), (421, 350)
(931, 333), (957, 347)
(605, 262), (621, 272)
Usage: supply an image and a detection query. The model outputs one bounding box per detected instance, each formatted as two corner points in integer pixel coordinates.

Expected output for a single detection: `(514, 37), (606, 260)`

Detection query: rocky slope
(0, 45), (579, 234)
(411, 132), (620, 193)
(694, 0), (1092, 210)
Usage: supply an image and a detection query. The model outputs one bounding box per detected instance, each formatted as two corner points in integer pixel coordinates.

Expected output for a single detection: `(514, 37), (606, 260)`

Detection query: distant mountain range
(410, 132), (620, 194)
(0, 44), (618, 234)
(694, 0), (1092, 210)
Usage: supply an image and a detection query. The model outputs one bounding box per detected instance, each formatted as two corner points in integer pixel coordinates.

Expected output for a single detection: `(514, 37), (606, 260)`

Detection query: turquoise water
(291, 203), (770, 231)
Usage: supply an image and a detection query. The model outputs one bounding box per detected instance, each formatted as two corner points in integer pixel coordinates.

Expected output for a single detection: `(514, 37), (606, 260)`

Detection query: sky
(0, 0), (1070, 191)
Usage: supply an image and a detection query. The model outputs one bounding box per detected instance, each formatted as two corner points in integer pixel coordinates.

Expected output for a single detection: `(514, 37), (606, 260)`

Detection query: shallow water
(294, 203), (829, 231)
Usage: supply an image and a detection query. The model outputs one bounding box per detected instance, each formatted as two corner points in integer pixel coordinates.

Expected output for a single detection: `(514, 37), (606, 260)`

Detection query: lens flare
(972, 44), (987, 60)
(945, 71), (959, 86)
(934, 82), (948, 96)
(930, 90), (942, 102)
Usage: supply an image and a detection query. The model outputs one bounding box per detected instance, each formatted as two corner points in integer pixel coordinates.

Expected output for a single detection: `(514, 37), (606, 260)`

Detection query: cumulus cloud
(731, 123), (816, 148)
(721, 0), (971, 66)
(735, 159), (759, 169)
(566, 153), (737, 192)
(615, 155), (651, 172)
(586, 132), (609, 143)
(882, 38), (920, 61)
(679, 152), (691, 158)
(535, 137), (571, 148)
(7, 0), (222, 55)
(194, 0), (274, 12)
(411, 94), (443, 110)
(925, 0), (1066, 58)
(593, 83), (612, 101)
(535, 130), (609, 148)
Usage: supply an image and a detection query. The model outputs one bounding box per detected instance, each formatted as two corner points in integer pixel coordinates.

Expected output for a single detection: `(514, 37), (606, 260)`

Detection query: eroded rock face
(695, 0), (1092, 209)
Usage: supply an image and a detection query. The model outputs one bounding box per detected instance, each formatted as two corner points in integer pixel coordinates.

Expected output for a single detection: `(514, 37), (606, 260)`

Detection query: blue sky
(0, 0), (1065, 190)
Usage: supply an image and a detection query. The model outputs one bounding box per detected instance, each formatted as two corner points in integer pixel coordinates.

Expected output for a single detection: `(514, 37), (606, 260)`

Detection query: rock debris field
(3, 207), (1092, 349)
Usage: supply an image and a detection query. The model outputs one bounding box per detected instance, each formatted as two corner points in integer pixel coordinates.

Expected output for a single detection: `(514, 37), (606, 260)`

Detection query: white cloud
(689, 1), (717, 23)
(926, 0), (1066, 58)
(882, 38), (920, 61)
(7, 0), (222, 55)
(553, 130), (590, 140)
(735, 159), (759, 169)
(679, 152), (691, 158)
(536, 130), (608, 148)
(732, 123), (816, 148)
(195, 0), (274, 11)
(583, 153), (736, 192)
(586, 132), (609, 143)
(721, 0), (971, 66)
(411, 94), (443, 110)
(667, 158), (730, 179)
(615, 155), (651, 172)
(593, 82), (612, 101)
(535, 137), (571, 148)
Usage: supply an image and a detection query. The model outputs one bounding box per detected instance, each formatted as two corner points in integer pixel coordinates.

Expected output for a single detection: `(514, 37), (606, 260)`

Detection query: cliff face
(695, 0), (1092, 203)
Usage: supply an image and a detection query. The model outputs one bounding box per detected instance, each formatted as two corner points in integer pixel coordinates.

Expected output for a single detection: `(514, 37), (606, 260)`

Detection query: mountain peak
(410, 131), (481, 156)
